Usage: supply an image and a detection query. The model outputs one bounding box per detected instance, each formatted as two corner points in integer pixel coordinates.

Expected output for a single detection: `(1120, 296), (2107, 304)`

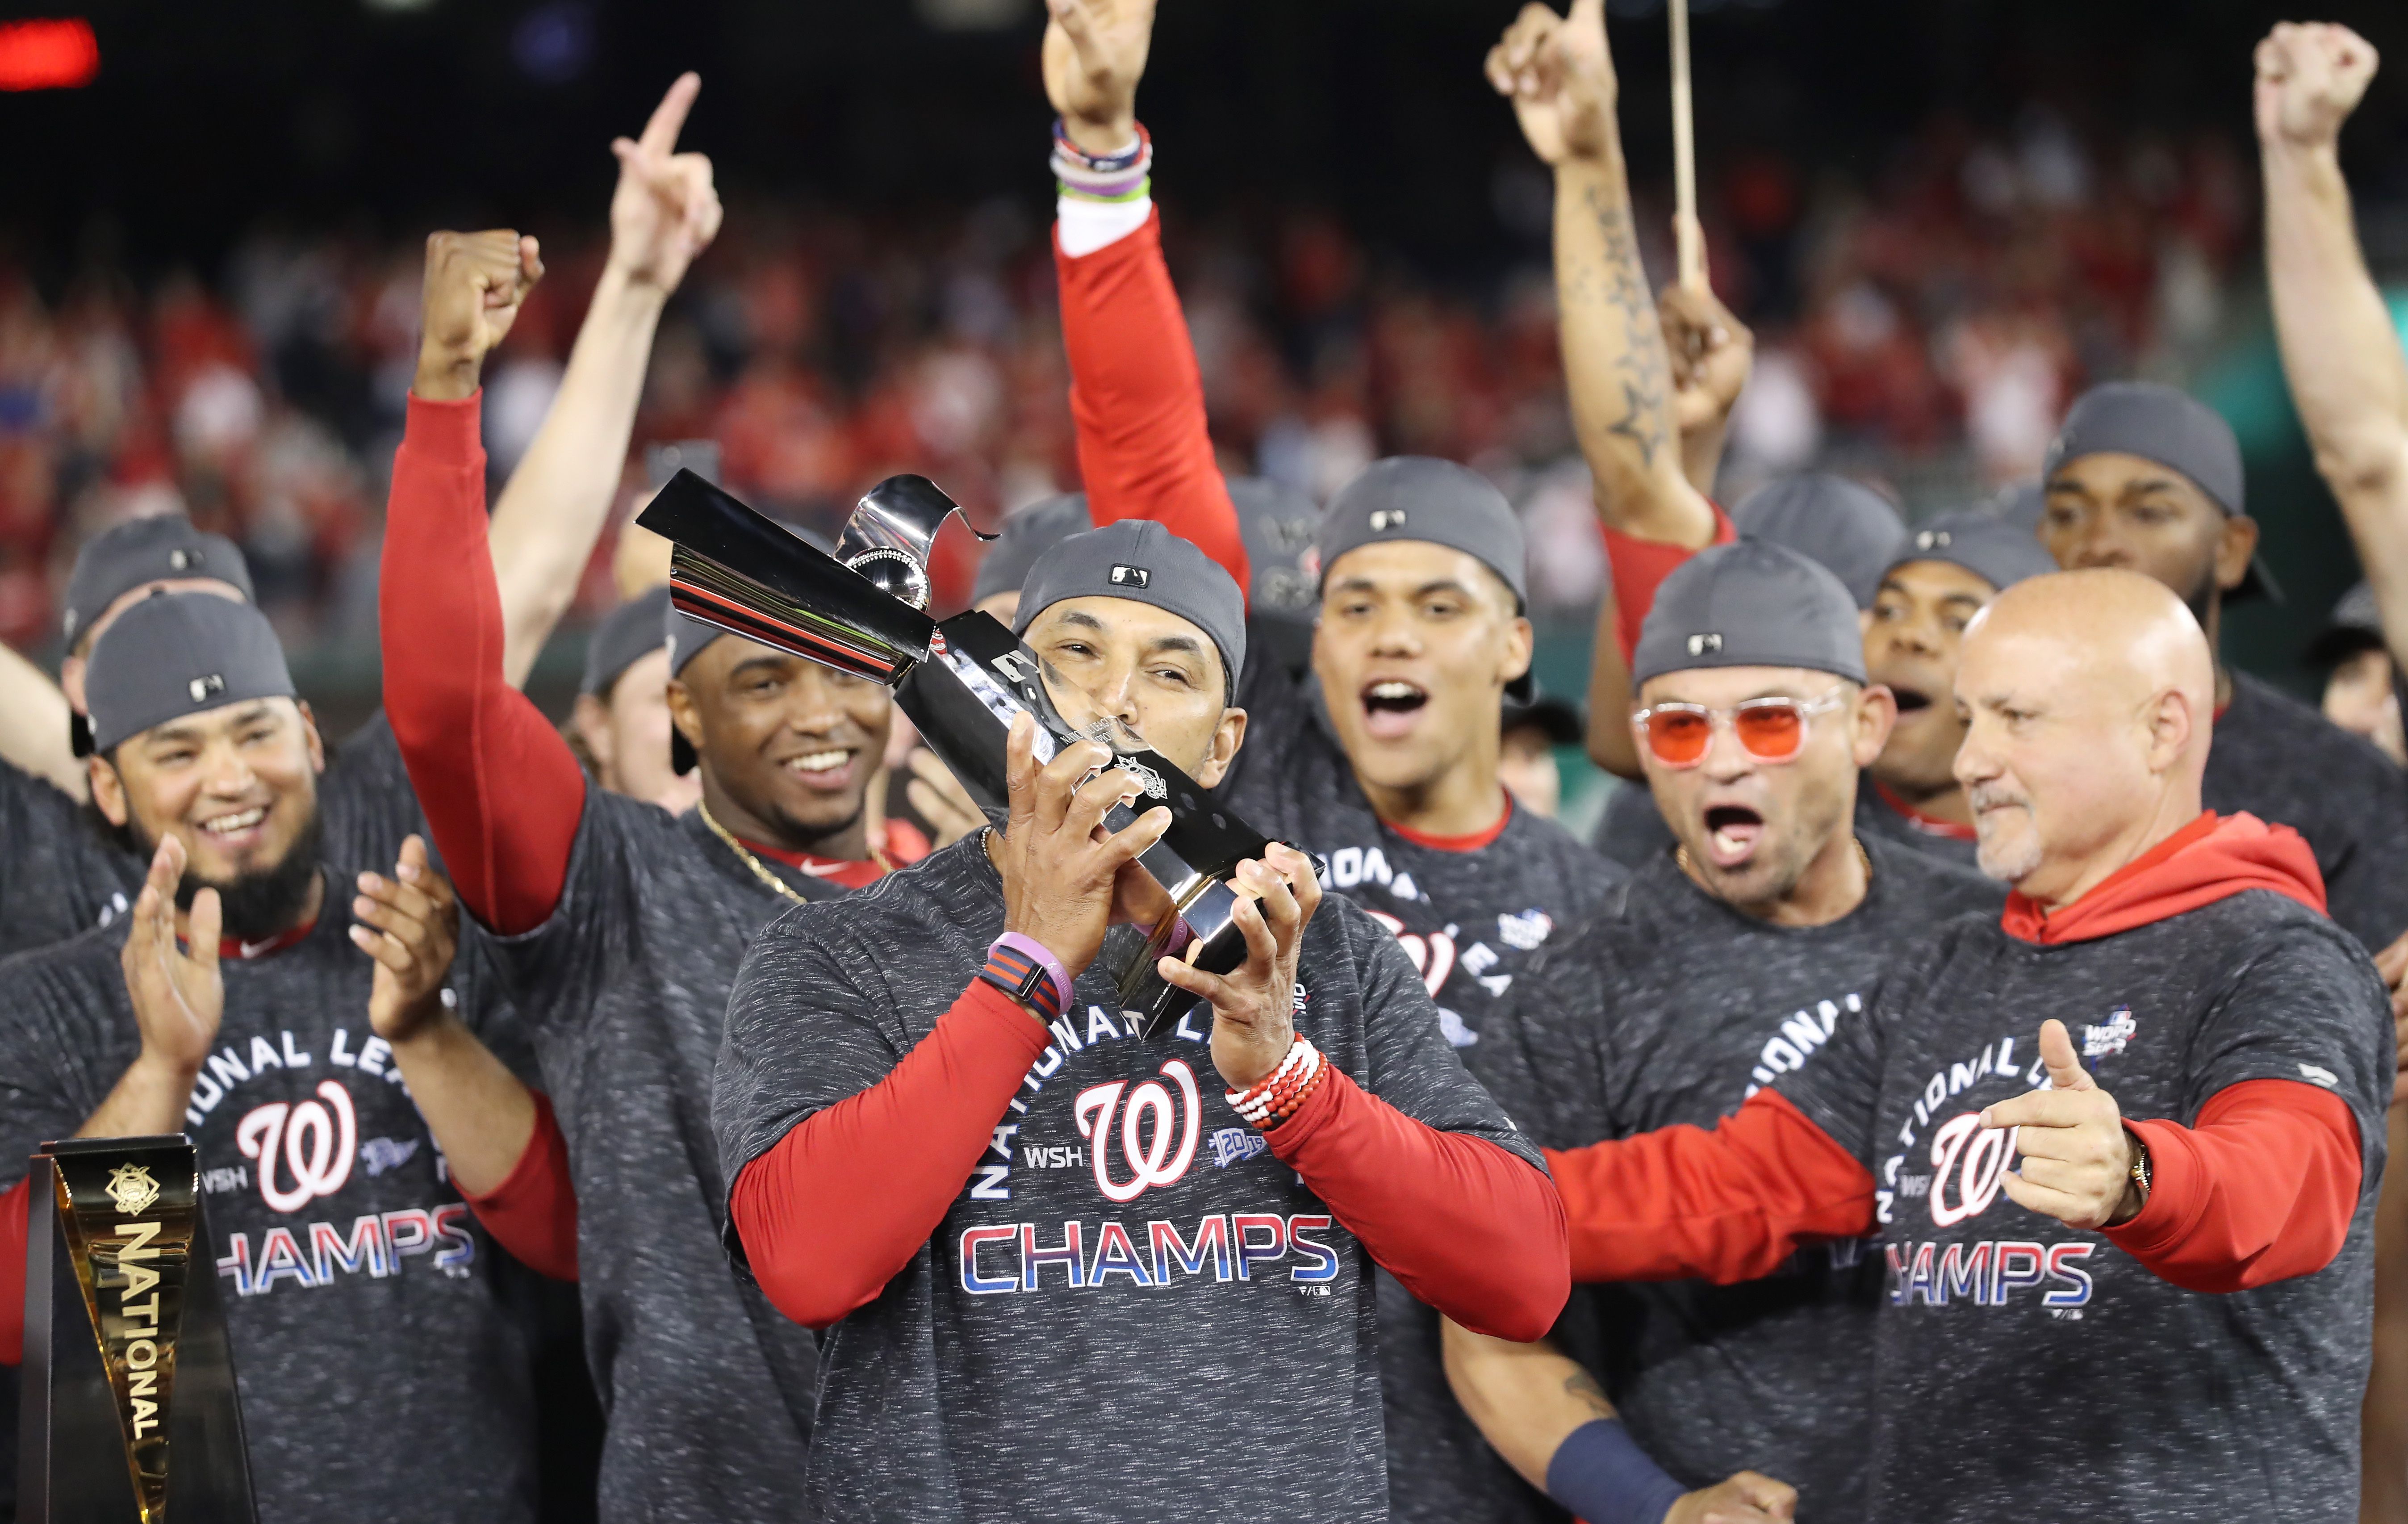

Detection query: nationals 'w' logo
(235, 1080), (359, 1213)
(1927, 1111), (2019, 1228)
(1072, 1060), (1202, 1203)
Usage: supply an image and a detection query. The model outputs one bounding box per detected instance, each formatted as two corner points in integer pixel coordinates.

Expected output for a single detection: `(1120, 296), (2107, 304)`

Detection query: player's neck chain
(698, 799), (813, 906)
(1676, 833), (1872, 888)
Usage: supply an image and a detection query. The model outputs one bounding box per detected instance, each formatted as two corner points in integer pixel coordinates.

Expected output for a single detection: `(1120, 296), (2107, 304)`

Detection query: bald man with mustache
(1520, 569), (2393, 1521)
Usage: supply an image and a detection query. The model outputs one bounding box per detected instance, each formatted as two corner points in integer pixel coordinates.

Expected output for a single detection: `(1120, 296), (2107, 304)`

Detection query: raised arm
(0, 642), (82, 797)
(488, 74), (723, 687)
(382, 232), (591, 934)
(1043, 0), (1250, 590)
(2258, 23), (2408, 667)
(1491, 0), (1715, 550)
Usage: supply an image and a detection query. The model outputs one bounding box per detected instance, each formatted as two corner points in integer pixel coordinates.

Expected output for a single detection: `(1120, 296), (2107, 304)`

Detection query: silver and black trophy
(637, 471), (1280, 1035)
(19, 1134), (256, 1524)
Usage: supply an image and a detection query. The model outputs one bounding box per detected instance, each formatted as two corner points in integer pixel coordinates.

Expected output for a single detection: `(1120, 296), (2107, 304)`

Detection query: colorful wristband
(1544, 1418), (1687, 1524)
(982, 933), (1073, 1022)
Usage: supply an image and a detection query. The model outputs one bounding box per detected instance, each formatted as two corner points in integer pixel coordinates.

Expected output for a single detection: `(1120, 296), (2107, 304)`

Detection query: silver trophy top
(835, 475), (993, 611)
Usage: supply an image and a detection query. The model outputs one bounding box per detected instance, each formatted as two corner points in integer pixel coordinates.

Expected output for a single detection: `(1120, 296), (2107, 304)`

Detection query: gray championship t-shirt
(1479, 834), (2002, 1520)
(1779, 891), (2391, 1523)
(712, 832), (1544, 1524)
(2205, 671), (2408, 950)
(1217, 662), (1626, 1523)
(489, 791), (836, 1524)
(0, 884), (540, 1524)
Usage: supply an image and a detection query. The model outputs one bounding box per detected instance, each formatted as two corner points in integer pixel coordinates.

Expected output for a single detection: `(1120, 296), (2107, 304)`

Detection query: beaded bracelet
(1226, 1035), (1326, 1131)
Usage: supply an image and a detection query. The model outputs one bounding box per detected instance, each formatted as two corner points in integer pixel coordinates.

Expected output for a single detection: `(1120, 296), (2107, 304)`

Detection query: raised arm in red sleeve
(2110, 1078), (2364, 1294)
(1266, 1068), (1568, 1342)
(380, 392), (589, 934)
(456, 1092), (578, 1281)
(730, 980), (1053, 1331)
(1054, 209), (1250, 595)
(1601, 507), (1737, 666)
(0, 1176), (26, 1365)
(1544, 1088), (1876, 1285)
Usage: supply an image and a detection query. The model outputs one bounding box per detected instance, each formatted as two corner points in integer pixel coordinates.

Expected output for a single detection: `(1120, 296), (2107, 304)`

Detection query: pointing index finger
(637, 71), (701, 157)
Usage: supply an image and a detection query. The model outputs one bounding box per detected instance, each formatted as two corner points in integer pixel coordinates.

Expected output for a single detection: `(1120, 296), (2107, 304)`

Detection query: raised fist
(2255, 21), (2379, 152)
(416, 230), (544, 402)
(1043, 0), (1156, 156)
(1663, 279), (1753, 435)
(609, 72), (723, 294)
(1485, 0), (1618, 168)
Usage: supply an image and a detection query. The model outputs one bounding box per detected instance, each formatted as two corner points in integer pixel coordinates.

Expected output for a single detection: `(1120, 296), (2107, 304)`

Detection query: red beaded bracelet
(1226, 1036), (1326, 1131)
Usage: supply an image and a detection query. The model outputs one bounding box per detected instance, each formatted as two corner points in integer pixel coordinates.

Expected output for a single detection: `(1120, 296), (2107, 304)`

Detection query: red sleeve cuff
(0, 1176), (28, 1365)
(1602, 505), (1735, 666)
(457, 1092), (578, 1281)
(402, 389), (485, 464)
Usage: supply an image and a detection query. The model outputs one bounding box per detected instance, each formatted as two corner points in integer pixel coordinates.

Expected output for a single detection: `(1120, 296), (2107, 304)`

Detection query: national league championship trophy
(18, 1134), (256, 1523)
(638, 471), (1290, 1035)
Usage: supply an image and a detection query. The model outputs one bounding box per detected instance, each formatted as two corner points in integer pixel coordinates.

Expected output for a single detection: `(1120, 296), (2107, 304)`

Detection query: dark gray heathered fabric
(1476, 835), (2002, 1520)
(1216, 662), (1626, 1524)
(1779, 892), (2391, 1523)
(713, 831), (1543, 1524)
(2204, 671), (2408, 950)
(487, 790), (834, 1524)
(0, 757), (143, 955)
(0, 881), (541, 1524)
(1596, 775), (1990, 875)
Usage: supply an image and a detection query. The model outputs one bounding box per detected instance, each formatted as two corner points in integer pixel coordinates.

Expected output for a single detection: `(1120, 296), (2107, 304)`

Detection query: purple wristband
(990, 932), (1074, 1019)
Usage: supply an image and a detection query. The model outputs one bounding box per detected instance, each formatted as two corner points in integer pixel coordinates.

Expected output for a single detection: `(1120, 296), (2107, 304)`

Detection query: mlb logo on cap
(169, 548), (204, 572)
(1687, 633), (1723, 656)
(1915, 528), (1953, 551)
(1110, 565), (1151, 588)
(1369, 509), (1408, 532)
(187, 674), (225, 703)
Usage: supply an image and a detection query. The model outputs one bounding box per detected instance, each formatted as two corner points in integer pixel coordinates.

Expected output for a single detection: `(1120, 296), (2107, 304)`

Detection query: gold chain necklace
(1677, 833), (1873, 885)
(698, 800), (811, 906)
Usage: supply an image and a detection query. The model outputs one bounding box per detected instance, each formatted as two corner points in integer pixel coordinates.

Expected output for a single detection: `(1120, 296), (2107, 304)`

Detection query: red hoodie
(1547, 810), (2365, 1295)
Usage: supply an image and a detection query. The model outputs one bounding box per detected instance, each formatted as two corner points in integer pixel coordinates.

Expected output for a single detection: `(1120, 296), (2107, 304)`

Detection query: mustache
(1076, 716), (1150, 752)
(1966, 783), (2029, 813)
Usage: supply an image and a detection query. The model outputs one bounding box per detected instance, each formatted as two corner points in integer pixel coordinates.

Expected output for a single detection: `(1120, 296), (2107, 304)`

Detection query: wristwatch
(2126, 1129), (2152, 1203)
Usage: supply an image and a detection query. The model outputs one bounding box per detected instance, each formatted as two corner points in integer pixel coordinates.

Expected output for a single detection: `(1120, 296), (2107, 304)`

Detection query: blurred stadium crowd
(0, 104), (2261, 649)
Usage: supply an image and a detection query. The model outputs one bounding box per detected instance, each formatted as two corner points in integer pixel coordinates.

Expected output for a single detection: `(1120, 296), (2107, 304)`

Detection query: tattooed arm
(1488, 0), (1716, 548)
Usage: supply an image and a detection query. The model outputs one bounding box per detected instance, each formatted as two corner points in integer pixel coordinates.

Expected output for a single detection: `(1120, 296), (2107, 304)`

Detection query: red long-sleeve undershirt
(1547, 1081), (2360, 1294)
(1054, 208), (1250, 594)
(730, 979), (1567, 1340)
(456, 1092), (579, 1281)
(380, 393), (589, 936)
(1601, 511), (1736, 667)
(0, 1092), (581, 1363)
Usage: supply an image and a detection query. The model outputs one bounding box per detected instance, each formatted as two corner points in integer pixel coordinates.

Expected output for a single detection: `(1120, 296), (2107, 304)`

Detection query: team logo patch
(1495, 909), (1554, 951)
(2298, 1063), (2339, 1088)
(1369, 508), (1408, 532)
(2081, 1007), (2135, 1059)
(1687, 632), (1723, 656)
(1208, 1128), (1269, 1168)
(188, 674), (226, 704)
(106, 1162), (161, 1216)
(1109, 564), (1150, 588)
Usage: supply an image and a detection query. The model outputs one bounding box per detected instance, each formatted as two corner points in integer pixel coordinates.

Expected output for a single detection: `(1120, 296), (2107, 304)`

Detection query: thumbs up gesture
(1484, 0), (1619, 168)
(1979, 1019), (2145, 1230)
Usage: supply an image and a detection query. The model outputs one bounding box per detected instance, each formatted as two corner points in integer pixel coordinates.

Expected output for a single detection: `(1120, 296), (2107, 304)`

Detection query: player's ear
(573, 694), (616, 775)
(1195, 706), (1248, 789)
(296, 699), (327, 775)
(89, 754), (129, 829)
(2213, 513), (2260, 595)
(666, 678), (705, 753)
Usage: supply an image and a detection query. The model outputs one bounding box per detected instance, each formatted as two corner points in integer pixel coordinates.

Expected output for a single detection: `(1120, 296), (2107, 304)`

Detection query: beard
(143, 808), (326, 942)
(1967, 784), (2042, 883)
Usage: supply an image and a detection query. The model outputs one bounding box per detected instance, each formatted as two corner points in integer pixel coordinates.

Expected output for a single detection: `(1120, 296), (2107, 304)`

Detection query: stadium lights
(0, 17), (97, 91)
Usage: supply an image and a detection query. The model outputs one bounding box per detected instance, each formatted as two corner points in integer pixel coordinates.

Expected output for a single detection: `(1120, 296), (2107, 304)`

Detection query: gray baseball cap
(1016, 519), (1247, 701)
(2308, 581), (2387, 667)
(1633, 540), (1867, 689)
(1314, 457), (1527, 610)
(1885, 510), (2058, 596)
(1230, 477), (1321, 678)
(583, 586), (673, 699)
(973, 493), (1092, 607)
(1730, 474), (1907, 609)
(63, 515), (254, 649)
(2044, 381), (2279, 602)
(87, 591), (295, 754)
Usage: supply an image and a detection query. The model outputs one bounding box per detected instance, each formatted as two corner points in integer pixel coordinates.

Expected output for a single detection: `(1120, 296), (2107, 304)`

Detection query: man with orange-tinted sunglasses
(1443, 538), (2001, 1523)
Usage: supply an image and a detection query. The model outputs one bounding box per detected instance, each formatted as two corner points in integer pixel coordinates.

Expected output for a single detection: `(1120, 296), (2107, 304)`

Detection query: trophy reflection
(637, 471), (1289, 1034)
